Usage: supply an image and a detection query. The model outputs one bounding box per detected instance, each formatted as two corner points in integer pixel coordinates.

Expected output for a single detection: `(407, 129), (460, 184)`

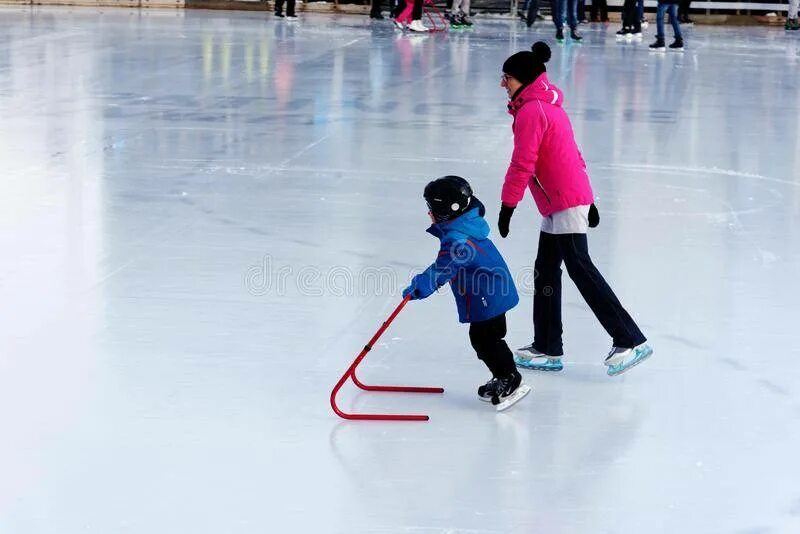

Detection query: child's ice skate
(604, 343), (653, 376)
(491, 371), (531, 411)
(477, 377), (499, 402)
(514, 343), (564, 371)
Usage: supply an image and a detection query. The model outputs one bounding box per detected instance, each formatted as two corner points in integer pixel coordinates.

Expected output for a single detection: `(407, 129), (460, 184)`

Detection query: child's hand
(403, 273), (437, 301)
(402, 286), (418, 300)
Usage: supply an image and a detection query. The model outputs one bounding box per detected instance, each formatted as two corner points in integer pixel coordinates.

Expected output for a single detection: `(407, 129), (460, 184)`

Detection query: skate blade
(515, 360), (563, 371)
(494, 385), (531, 412)
(515, 356), (563, 371)
(478, 395), (493, 403)
(607, 347), (653, 377)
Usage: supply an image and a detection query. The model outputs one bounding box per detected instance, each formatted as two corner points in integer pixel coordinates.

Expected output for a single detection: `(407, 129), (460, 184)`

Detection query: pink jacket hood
(501, 74), (594, 217)
(507, 74), (564, 115)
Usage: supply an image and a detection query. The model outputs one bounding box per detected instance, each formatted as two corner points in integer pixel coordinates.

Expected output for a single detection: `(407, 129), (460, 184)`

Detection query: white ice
(1, 7), (800, 533)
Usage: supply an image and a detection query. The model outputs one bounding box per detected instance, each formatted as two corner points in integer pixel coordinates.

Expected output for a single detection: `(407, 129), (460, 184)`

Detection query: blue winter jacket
(403, 200), (519, 324)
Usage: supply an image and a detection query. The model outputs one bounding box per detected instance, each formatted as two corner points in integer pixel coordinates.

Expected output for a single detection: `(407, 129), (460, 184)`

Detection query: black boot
(649, 36), (665, 50)
(556, 27), (564, 41)
(669, 37), (684, 50)
(490, 371), (523, 406)
(570, 28), (583, 41)
(478, 377), (500, 402)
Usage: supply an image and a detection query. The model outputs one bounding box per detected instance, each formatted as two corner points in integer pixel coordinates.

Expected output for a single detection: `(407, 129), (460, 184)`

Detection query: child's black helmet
(424, 176), (473, 222)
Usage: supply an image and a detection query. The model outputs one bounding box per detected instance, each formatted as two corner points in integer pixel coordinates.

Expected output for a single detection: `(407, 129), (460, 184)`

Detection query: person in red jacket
(498, 42), (653, 376)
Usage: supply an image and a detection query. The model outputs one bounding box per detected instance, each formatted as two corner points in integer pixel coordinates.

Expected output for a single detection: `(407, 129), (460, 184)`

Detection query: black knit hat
(502, 41), (552, 86)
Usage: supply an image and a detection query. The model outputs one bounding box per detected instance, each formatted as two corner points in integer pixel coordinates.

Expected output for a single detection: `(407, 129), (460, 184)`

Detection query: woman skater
(497, 42), (653, 376)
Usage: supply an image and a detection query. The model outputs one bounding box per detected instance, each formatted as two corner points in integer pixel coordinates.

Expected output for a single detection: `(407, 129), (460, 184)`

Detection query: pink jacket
(501, 74), (594, 217)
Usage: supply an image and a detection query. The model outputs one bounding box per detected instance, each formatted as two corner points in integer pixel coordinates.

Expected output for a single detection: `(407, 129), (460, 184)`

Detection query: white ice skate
(605, 343), (653, 376)
(408, 20), (429, 32)
(514, 343), (564, 372)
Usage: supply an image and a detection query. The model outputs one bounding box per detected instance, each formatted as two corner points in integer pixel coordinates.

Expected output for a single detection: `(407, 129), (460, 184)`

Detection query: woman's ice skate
(514, 343), (564, 371)
(605, 344), (653, 376)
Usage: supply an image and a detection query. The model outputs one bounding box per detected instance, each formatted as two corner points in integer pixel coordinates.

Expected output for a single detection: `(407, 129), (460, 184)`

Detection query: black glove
(498, 204), (515, 238)
(588, 203), (600, 228)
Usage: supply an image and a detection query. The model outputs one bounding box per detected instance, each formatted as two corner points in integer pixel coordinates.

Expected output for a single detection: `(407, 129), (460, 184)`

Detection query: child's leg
(469, 314), (516, 377)
(557, 233), (647, 349)
(533, 231), (565, 356)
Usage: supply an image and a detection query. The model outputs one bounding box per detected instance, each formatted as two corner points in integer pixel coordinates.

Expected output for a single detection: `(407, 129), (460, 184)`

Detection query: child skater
(403, 176), (530, 411)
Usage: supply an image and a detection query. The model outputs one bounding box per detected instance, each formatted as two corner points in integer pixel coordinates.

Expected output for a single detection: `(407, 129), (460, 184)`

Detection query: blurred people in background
(590, 0), (609, 22)
(274, 0), (297, 19)
(650, 0), (684, 50)
(552, 0), (583, 41)
(395, 0), (428, 31)
(678, 0), (693, 23)
(787, 0), (799, 30)
(370, 0), (385, 19)
(616, 0), (642, 40)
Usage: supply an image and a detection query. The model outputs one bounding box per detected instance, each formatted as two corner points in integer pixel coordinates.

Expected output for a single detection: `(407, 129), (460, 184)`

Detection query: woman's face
(501, 73), (522, 100)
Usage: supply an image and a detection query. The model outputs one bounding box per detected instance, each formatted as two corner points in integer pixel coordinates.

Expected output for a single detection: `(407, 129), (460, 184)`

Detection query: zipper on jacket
(533, 176), (552, 205)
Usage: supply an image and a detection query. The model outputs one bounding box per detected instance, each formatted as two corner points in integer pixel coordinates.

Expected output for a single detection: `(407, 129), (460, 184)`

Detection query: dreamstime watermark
(244, 254), (544, 298)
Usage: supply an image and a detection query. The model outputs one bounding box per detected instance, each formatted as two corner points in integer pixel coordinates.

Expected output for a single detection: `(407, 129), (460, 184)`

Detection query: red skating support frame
(423, 0), (448, 32)
(330, 295), (444, 421)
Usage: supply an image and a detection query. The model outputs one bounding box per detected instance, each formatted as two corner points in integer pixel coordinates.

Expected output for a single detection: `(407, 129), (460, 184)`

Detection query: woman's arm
(501, 104), (546, 208)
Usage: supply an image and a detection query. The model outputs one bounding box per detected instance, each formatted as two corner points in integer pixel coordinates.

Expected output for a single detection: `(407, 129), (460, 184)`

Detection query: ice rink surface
(1, 6), (800, 533)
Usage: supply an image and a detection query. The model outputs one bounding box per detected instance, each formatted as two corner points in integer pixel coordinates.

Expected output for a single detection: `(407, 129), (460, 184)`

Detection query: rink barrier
(4, 0), (798, 20)
(330, 294), (444, 422)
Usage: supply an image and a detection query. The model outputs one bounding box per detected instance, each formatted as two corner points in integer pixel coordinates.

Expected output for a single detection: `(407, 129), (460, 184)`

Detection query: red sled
(330, 295), (444, 421)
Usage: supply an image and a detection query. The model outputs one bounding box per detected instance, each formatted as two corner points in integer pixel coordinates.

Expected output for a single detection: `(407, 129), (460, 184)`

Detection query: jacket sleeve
(404, 239), (463, 300)
(501, 104), (547, 207)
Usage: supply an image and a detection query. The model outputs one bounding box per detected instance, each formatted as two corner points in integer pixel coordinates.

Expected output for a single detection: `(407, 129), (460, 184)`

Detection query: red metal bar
(330, 295), (444, 421)
(423, 0), (448, 32)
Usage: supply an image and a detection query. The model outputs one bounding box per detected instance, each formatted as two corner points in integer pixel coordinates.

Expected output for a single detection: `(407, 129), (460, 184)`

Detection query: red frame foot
(330, 295), (444, 421)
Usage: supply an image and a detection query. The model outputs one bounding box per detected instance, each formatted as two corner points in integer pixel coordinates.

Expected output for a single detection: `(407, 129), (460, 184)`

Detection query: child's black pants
(469, 313), (516, 378)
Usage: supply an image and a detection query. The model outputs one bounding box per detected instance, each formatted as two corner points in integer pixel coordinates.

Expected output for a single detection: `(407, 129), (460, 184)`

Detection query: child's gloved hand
(498, 204), (516, 238)
(402, 285), (419, 300)
(403, 273), (437, 301)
